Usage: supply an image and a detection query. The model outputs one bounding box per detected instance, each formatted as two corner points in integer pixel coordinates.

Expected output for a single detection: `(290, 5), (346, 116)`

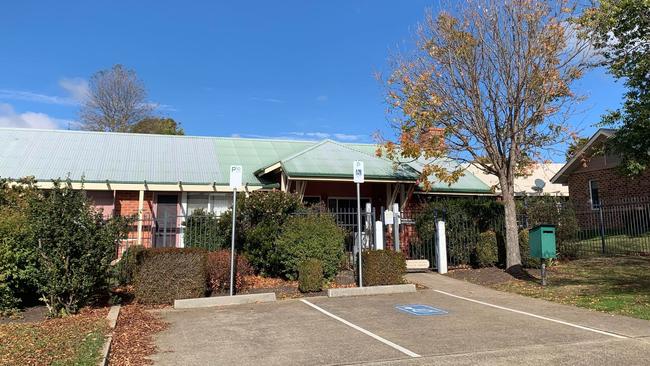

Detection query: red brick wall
(568, 168), (650, 229)
(568, 168), (650, 209)
(114, 191), (155, 251)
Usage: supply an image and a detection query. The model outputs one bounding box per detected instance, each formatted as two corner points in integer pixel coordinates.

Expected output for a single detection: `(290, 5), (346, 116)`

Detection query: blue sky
(0, 1), (625, 159)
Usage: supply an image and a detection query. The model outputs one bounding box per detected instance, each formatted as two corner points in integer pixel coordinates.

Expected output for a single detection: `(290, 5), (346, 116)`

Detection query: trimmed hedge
(298, 259), (323, 293)
(134, 248), (207, 304)
(474, 231), (498, 268)
(362, 250), (406, 286)
(116, 245), (145, 285)
(206, 250), (253, 294)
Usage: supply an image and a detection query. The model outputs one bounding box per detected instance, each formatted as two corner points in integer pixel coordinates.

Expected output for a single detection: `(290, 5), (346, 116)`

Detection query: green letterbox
(529, 224), (557, 259)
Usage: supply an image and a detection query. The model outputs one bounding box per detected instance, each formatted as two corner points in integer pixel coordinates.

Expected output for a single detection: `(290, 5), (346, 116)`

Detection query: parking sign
(353, 160), (364, 183)
(229, 165), (243, 189)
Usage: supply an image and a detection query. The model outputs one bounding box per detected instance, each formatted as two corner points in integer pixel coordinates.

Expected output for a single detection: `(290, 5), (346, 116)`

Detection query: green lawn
(493, 256), (650, 320)
(0, 309), (108, 366)
(563, 234), (650, 257)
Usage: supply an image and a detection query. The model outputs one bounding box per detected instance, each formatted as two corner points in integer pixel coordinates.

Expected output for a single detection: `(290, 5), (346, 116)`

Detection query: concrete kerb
(98, 304), (120, 366)
(174, 293), (276, 309)
(328, 284), (416, 298)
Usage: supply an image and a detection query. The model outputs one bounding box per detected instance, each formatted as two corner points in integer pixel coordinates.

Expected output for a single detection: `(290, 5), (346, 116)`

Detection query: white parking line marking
(300, 299), (421, 358)
(433, 289), (628, 339)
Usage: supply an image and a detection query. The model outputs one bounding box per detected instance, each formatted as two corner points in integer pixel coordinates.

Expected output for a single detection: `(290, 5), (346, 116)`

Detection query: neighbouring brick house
(0, 128), (493, 254)
(551, 128), (650, 229)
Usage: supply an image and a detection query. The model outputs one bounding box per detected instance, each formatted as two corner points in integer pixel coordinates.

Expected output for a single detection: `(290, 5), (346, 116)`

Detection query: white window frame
(589, 180), (600, 210)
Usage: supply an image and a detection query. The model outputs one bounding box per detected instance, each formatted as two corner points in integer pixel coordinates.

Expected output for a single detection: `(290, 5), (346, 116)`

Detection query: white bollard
(375, 221), (384, 250)
(436, 220), (448, 274)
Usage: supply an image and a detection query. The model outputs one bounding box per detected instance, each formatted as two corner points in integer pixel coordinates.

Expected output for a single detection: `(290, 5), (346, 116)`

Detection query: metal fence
(560, 199), (650, 257)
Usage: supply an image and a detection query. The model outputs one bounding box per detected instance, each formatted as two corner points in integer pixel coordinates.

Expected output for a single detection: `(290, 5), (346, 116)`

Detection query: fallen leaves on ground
(245, 275), (297, 289)
(109, 304), (168, 366)
(0, 307), (108, 366)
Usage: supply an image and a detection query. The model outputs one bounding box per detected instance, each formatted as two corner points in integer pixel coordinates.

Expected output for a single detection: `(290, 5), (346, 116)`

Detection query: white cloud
(316, 95), (328, 102)
(0, 89), (77, 105)
(333, 133), (363, 141)
(58, 77), (89, 102)
(0, 103), (73, 129)
(250, 96), (285, 104)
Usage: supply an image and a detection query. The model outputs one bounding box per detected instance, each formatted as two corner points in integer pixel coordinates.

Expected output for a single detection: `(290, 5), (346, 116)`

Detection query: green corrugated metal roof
(408, 158), (493, 193)
(275, 140), (419, 181)
(0, 128), (492, 193)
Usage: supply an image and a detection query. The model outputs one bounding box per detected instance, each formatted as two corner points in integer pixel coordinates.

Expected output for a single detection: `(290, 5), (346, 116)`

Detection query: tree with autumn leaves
(380, 0), (590, 271)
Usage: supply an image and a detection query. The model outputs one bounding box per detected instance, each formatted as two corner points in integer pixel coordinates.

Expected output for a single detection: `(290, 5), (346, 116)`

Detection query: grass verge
(493, 256), (650, 320)
(0, 308), (108, 366)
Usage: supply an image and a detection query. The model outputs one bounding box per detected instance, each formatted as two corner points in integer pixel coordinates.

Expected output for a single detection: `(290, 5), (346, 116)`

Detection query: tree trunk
(500, 179), (522, 271)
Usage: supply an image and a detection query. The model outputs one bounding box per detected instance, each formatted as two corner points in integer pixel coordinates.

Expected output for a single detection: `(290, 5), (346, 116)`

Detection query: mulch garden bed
(445, 266), (527, 286)
(0, 307), (109, 366)
(219, 270), (357, 299)
(0, 305), (49, 324)
(109, 304), (169, 366)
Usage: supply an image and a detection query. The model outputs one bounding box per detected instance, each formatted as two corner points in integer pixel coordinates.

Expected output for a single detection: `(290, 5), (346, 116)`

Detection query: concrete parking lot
(150, 273), (650, 365)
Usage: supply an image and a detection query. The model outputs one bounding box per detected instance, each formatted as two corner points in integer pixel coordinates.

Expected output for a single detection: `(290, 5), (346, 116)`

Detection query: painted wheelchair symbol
(395, 304), (448, 316)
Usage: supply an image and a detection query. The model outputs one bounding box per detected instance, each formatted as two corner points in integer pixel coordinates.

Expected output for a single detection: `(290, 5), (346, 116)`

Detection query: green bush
(0, 178), (39, 312)
(116, 245), (146, 285)
(239, 191), (304, 276)
(522, 196), (578, 247)
(28, 181), (131, 316)
(474, 231), (498, 267)
(362, 250), (406, 286)
(276, 213), (345, 280)
(298, 259), (323, 293)
(184, 209), (225, 250)
(134, 248), (207, 304)
(518, 229), (541, 268)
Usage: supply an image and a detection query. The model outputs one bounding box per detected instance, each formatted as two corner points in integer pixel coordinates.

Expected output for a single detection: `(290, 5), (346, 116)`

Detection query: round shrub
(206, 250), (253, 294)
(474, 230), (498, 267)
(362, 250), (406, 286)
(276, 214), (345, 280)
(298, 258), (323, 293)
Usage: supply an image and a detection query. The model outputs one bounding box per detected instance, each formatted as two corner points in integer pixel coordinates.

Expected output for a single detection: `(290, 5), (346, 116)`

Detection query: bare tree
(381, 0), (590, 271)
(80, 64), (154, 132)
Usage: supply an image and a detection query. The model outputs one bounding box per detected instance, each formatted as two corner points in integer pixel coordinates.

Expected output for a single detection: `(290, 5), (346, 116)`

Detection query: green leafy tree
(576, 1), (650, 175)
(130, 117), (185, 135)
(28, 181), (130, 316)
(565, 136), (590, 161)
(382, 0), (590, 271)
(0, 178), (40, 313)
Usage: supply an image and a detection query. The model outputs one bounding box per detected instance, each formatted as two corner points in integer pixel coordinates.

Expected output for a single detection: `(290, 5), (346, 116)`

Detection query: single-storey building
(0, 127), (492, 252)
(550, 128), (650, 209)
(551, 128), (650, 230)
(468, 163), (568, 197)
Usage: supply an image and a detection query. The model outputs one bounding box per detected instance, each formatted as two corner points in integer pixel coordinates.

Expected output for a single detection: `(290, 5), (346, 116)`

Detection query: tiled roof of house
(0, 127), (491, 192)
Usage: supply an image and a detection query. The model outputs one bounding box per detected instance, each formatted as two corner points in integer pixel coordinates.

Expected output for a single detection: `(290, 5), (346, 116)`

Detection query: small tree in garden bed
(28, 181), (131, 316)
(134, 248), (207, 304)
(206, 250), (253, 294)
(276, 213), (345, 280)
(362, 250), (406, 286)
(298, 259), (323, 293)
(474, 231), (498, 268)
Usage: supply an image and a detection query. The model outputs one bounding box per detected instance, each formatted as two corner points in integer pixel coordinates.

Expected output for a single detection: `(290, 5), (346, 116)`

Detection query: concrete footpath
(150, 273), (650, 365)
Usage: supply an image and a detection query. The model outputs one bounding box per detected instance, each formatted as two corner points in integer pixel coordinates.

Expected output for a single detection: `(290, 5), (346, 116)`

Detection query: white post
(136, 190), (145, 246)
(392, 203), (400, 251)
(229, 188), (237, 296)
(179, 192), (187, 248)
(375, 221), (384, 250)
(436, 219), (448, 274)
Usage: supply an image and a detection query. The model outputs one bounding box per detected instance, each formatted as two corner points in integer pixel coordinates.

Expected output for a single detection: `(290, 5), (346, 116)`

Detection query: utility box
(529, 224), (557, 259)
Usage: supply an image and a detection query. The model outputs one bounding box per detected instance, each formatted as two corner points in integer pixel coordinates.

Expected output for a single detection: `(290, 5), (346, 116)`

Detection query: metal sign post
(353, 160), (364, 287)
(229, 165), (243, 296)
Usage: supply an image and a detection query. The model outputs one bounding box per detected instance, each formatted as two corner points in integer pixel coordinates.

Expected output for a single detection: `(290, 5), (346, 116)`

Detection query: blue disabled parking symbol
(395, 304), (448, 316)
